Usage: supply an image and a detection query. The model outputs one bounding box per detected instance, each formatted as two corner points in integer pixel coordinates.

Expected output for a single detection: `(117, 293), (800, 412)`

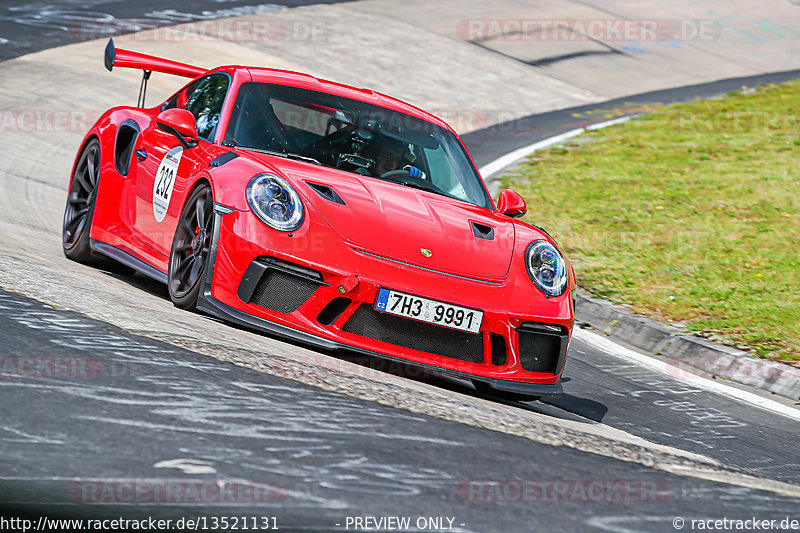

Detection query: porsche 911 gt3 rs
(62, 39), (575, 399)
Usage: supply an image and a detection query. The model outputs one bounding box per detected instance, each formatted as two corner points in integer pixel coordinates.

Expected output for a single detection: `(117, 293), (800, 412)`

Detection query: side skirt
(89, 239), (168, 284)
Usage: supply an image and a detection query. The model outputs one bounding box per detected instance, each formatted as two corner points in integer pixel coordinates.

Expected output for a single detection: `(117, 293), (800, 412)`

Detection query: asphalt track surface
(462, 68), (800, 169)
(3, 288), (800, 532)
(2, 2), (800, 532)
(0, 0), (347, 61)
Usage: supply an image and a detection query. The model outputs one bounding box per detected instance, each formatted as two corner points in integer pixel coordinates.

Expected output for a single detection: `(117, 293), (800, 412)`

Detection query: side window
(183, 74), (230, 141)
(161, 78), (201, 111)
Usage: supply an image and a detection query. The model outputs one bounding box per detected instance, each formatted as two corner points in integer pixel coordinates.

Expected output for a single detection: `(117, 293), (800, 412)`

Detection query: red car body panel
(69, 41), (575, 396)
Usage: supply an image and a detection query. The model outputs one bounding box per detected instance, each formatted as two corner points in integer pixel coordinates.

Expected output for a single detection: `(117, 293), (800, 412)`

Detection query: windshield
(224, 82), (491, 208)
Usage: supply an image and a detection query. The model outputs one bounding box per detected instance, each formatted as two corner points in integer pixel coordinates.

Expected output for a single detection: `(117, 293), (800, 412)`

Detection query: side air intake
(471, 221), (495, 240)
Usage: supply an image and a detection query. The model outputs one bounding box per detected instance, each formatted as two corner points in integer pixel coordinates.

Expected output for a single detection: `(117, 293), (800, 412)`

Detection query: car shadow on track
(303, 348), (610, 424)
(119, 271), (170, 299)
(540, 393), (609, 423)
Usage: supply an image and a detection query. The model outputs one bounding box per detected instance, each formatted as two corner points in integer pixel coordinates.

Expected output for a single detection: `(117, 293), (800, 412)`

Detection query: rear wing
(104, 38), (205, 78)
(104, 38), (206, 107)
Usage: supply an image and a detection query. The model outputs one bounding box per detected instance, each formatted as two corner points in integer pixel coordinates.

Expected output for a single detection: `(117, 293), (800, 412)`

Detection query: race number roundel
(153, 146), (183, 222)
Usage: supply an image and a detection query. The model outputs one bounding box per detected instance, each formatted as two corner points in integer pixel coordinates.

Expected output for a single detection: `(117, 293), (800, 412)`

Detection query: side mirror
(495, 189), (527, 218)
(156, 108), (198, 149)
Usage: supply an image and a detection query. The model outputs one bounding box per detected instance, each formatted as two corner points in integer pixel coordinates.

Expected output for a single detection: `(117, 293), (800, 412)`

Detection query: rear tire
(62, 138), (134, 275)
(168, 183), (214, 310)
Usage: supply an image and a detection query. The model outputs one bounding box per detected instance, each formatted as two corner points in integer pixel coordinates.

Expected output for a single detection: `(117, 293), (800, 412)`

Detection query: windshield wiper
(223, 139), (321, 166)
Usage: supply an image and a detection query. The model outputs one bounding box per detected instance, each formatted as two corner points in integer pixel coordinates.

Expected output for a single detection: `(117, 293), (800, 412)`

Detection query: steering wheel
(379, 170), (445, 195)
(381, 165), (426, 179)
(380, 169), (415, 179)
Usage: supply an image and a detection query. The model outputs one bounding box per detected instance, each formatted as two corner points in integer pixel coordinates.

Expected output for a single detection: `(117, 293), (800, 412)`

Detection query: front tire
(168, 183), (214, 310)
(62, 138), (134, 275)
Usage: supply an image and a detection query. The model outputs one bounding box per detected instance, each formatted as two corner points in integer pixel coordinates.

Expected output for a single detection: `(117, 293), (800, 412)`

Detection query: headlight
(246, 173), (304, 232)
(525, 241), (568, 297)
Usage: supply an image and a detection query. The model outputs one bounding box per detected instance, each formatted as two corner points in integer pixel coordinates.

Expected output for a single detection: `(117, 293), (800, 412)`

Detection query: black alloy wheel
(62, 138), (134, 275)
(168, 183), (214, 309)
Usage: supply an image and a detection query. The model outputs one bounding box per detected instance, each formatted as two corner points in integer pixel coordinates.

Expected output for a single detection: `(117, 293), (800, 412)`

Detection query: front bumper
(198, 205), (572, 398)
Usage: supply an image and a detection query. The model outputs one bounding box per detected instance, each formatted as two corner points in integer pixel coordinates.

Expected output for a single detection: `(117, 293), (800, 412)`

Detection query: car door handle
(135, 148), (147, 161)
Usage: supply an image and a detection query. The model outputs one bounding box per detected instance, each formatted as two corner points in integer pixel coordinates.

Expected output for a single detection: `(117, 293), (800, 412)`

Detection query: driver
(369, 138), (424, 178)
(372, 143), (402, 176)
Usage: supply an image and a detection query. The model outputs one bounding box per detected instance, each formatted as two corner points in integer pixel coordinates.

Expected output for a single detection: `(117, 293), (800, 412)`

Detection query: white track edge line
(574, 328), (800, 422)
(479, 115), (632, 179)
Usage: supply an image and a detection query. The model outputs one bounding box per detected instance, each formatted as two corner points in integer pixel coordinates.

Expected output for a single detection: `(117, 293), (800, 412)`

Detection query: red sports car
(62, 39), (575, 399)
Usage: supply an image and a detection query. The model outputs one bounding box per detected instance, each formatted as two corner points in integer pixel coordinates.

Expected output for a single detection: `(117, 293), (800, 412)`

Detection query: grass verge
(503, 80), (800, 362)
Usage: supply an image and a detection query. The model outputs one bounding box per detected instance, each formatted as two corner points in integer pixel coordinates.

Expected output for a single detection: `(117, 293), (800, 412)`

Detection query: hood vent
(471, 221), (495, 241)
(307, 182), (345, 205)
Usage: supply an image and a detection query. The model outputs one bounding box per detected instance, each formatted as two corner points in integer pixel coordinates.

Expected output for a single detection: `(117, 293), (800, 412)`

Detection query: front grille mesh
(343, 304), (484, 363)
(250, 270), (319, 313)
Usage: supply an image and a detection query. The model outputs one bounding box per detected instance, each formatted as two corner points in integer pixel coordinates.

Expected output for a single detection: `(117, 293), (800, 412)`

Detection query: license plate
(374, 288), (483, 334)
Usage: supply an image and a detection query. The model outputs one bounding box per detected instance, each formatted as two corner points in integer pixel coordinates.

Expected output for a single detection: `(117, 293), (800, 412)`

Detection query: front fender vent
(471, 221), (495, 240)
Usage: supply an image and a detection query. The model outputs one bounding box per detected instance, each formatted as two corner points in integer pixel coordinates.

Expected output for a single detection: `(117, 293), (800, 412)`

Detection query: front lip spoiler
(194, 206), (562, 399)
